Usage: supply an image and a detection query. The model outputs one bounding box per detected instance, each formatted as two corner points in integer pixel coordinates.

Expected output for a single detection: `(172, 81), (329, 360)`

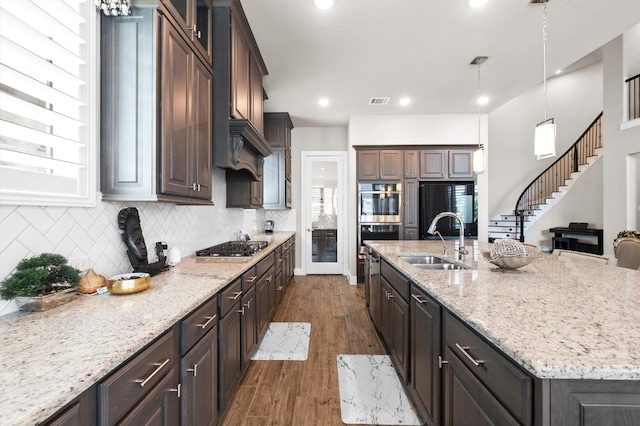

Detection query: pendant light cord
(477, 62), (482, 147)
(542, 0), (548, 121)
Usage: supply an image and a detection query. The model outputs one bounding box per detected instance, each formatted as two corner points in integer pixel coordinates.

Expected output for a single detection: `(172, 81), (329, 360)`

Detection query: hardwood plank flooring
(220, 275), (386, 425)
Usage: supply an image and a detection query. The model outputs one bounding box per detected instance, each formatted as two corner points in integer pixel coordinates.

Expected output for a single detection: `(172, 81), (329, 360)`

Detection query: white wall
(346, 114), (489, 283)
(290, 127), (349, 272)
(487, 62), (604, 218)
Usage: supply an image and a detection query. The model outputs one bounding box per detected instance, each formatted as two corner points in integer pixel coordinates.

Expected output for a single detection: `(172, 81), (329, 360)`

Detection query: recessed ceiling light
(476, 95), (490, 105)
(318, 98), (330, 107)
(314, 0), (335, 9)
(399, 98), (411, 106)
(555, 69), (562, 75)
(467, 0), (490, 8)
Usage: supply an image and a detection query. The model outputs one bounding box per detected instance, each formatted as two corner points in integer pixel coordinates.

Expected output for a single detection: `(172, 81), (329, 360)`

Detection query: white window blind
(0, 0), (97, 206)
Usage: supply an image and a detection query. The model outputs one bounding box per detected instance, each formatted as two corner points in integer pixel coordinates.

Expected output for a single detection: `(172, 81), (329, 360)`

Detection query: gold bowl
(107, 273), (151, 294)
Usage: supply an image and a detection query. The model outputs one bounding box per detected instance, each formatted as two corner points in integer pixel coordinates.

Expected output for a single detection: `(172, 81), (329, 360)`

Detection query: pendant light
(471, 56), (488, 174)
(534, 0), (556, 160)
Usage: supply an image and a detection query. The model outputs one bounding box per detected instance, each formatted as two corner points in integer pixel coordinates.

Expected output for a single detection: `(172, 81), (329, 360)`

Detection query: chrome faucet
(427, 212), (468, 259)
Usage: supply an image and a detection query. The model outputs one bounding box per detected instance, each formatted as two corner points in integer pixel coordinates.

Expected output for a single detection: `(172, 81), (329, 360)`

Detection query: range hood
(214, 119), (273, 181)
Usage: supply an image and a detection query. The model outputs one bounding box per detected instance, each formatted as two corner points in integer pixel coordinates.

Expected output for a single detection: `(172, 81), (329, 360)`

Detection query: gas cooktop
(195, 241), (268, 257)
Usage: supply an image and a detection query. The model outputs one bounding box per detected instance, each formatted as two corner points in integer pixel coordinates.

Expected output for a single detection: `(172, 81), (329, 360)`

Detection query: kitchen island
(0, 232), (294, 426)
(366, 239), (640, 425)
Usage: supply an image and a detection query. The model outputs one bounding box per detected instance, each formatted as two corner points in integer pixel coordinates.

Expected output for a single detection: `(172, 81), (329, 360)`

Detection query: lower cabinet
(241, 285), (257, 369)
(410, 285), (442, 426)
(256, 268), (271, 338)
(379, 261), (410, 382)
(44, 386), (97, 426)
(97, 329), (180, 426)
(218, 279), (243, 413)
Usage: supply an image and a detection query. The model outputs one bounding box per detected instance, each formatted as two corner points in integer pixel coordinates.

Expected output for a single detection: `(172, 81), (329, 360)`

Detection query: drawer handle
(197, 314), (217, 329)
(229, 291), (242, 301)
(135, 358), (170, 387)
(278, 258), (283, 263)
(455, 343), (484, 366)
(277, 286), (283, 291)
(247, 276), (258, 283)
(243, 300), (251, 309)
(169, 383), (181, 398)
(238, 307), (245, 315)
(266, 275), (272, 282)
(411, 294), (427, 304)
(187, 364), (198, 377)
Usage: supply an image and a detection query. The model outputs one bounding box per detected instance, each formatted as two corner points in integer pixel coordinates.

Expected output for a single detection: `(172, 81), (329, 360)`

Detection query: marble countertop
(365, 240), (640, 381)
(0, 232), (294, 426)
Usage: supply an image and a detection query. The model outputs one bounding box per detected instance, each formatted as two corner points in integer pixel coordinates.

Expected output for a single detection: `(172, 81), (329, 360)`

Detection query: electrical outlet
(69, 256), (90, 272)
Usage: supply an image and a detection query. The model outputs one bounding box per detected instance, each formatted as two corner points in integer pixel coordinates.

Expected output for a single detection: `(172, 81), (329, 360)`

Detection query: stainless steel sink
(399, 255), (471, 270)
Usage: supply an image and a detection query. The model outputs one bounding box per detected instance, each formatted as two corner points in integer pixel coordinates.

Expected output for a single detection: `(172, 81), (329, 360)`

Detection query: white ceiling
(241, 0), (640, 128)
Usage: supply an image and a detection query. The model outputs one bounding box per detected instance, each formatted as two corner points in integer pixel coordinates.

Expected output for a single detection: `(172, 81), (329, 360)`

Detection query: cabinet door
(358, 150), (380, 180)
(389, 286), (409, 382)
(448, 150), (474, 179)
(241, 286), (257, 369)
(250, 59), (264, 135)
(379, 277), (392, 348)
(231, 20), (250, 120)
(380, 150), (403, 180)
(404, 228), (419, 240)
(263, 149), (286, 209)
(256, 273), (270, 338)
(411, 289), (442, 426)
(118, 368), (180, 426)
(369, 266), (382, 330)
(193, 0), (213, 63)
(404, 179), (418, 228)
(443, 346), (520, 426)
(161, 21), (192, 197)
(219, 302), (242, 413)
(250, 179), (263, 207)
(404, 150), (419, 179)
(181, 325), (218, 426)
(44, 387), (97, 426)
(420, 150), (447, 179)
(192, 56), (212, 200)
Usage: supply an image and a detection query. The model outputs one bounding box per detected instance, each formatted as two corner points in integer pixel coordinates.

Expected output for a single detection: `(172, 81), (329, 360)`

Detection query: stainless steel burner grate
(195, 241), (268, 257)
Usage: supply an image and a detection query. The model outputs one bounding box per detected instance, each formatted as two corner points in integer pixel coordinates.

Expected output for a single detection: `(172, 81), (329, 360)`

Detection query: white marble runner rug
(337, 354), (423, 425)
(251, 322), (311, 361)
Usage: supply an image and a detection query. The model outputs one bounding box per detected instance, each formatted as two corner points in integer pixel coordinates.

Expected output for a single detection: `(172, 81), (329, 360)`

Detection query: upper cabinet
(101, 3), (213, 204)
(212, 0), (272, 180)
(161, 0), (213, 64)
(263, 113), (294, 210)
(357, 149), (403, 181)
(420, 149), (474, 180)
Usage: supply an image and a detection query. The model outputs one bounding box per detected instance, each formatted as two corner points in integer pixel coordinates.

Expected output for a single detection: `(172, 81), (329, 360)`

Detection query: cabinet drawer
(274, 246), (283, 275)
(181, 295), (218, 355)
(220, 278), (242, 318)
(256, 251), (275, 279)
(98, 329), (177, 425)
(241, 266), (258, 291)
(381, 260), (409, 302)
(444, 312), (532, 425)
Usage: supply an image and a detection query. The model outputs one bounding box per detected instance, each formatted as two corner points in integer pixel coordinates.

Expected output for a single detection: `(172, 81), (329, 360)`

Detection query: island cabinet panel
(97, 328), (180, 426)
(443, 311), (533, 426)
(548, 379), (640, 426)
(410, 286), (442, 426)
(44, 386), (97, 426)
(379, 260), (410, 382)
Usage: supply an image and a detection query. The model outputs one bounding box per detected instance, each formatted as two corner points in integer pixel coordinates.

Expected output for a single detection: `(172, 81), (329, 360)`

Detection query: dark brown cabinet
(410, 286), (442, 426)
(403, 179), (418, 239)
(218, 279), (243, 413)
(100, 6), (212, 204)
(448, 149), (474, 179)
(97, 329), (180, 426)
(379, 260), (410, 382)
(240, 285), (257, 369)
(161, 0), (213, 64)
(312, 229), (338, 262)
(44, 387), (97, 426)
(263, 113), (294, 209)
(420, 150), (447, 179)
(160, 19), (212, 200)
(357, 149), (403, 180)
(404, 150), (420, 179)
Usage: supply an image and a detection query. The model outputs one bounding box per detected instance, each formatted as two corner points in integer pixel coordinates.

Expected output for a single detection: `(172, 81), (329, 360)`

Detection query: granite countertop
(0, 232), (294, 426)
(365, 240), (640, 381)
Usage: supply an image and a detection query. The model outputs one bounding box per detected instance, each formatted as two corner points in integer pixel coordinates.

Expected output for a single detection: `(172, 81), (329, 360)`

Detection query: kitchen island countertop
(366, 240), (640, 382)
(0, 232), (294, 426)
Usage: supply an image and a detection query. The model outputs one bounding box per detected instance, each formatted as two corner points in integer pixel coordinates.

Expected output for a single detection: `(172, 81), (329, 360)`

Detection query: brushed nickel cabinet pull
(411, 294), (427, 304)
(238, 307), (245, 315)
(187, 364), (197, 377)
(197, 314), (217, 329)
(247, 276), (258, 283)
(455, 343), (484, 366)
(439, 356), (448, 369)
(135, 358), (170, 387)
(229, 291), (242, 301)
(169, 383), (181, 398)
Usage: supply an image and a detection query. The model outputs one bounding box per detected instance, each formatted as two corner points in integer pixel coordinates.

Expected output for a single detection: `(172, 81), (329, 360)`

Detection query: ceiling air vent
(369, 97), (390, 105)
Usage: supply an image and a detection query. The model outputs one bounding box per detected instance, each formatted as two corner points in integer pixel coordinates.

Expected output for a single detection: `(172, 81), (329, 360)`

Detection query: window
(0, 0), (98, 206)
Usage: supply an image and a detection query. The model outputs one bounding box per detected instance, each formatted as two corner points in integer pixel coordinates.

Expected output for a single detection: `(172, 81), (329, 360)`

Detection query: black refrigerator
(419, 182), (478, 239)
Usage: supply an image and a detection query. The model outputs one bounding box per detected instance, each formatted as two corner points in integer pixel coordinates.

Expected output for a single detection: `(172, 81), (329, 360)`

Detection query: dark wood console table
(549, 227), (604, 255)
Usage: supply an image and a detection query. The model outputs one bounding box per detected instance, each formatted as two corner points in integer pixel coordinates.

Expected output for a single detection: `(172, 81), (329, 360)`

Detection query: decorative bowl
(480, 242), (540, 270)
(107, 273), (151, 294)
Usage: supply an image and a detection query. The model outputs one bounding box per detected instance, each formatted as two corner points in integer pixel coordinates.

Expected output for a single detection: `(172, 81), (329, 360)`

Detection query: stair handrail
(514, 112), (603, 242)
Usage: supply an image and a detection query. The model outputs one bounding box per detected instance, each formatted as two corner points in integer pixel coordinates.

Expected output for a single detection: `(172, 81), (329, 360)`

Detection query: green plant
(0, 253), (81, 300)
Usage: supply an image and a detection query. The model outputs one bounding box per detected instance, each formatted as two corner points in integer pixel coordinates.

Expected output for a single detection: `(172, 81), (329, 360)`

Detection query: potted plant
(0, 253), (81, 312)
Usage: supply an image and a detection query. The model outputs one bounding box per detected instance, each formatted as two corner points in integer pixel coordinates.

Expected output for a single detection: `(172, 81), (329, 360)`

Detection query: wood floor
(220, 275), (386, 425)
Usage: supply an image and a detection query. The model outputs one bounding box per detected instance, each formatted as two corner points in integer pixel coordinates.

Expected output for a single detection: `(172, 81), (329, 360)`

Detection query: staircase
(488, 113), (603, 242)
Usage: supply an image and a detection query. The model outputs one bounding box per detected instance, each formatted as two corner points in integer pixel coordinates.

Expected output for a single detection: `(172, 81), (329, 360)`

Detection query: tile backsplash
(0, 167), (296, 316)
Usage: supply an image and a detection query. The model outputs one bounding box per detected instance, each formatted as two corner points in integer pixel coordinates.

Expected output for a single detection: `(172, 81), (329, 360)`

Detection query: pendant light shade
(534, 118), (556, 159)
(473, 145), (485, 173)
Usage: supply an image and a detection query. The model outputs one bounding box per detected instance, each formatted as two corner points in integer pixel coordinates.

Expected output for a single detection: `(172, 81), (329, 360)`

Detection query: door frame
(301, 151), (347, 275)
